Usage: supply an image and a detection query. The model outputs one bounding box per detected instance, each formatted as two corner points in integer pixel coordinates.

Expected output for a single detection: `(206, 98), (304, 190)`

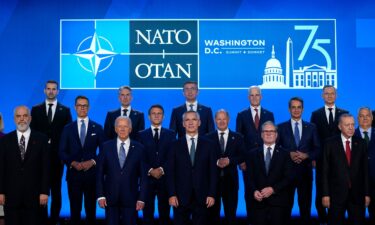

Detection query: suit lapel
(319, 108), (329, 126)
(225, 131), (236, 155)
(300, 121), (309, 146)
(110, 141), (122, 169)
(124, 141), (136, 167)
(257, 148), (267, 175)
(286, 122), (297, 148)
(269, 147), (280, 174)
(11, 132), (23, 162)
(246, 108), (257, 130)
(24, 131), (35, 162)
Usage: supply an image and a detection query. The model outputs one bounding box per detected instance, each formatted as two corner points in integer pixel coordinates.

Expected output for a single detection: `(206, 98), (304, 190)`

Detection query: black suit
(277, 120), (320, 224)
(236, 106), (274, 222)
(322, 135), (369, 225)
(0, 130), (50, 225)
(30, 102), (72, 224)
(104, 108), (145, 140)
(137, 127), (176, 225)
(206, 130), (244, 225)
(354, 128), (375, 224)
(310, 106), (348, 223)
(245, 145), (293, 225)
(169, 104), (214, 138)
(167, 136), (217, 225)
(59, 120), (106, 225)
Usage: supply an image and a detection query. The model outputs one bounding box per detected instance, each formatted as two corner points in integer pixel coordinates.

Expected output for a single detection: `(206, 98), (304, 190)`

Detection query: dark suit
(104, 108), (145, 140)
(310, 106), (348, 223)
(137, 127), (176, 225)
(30, 102), (72, 224)
(59, 120), (106, 225)
(167, 136), (217, 225)
(277, 120), (320, 224)
(236, 106), (274, 222)
(96, 139), (148, 225)
(169, 104), (214, 138)
(245, 145), (293, 225)
(322, 135), (369, 225)
(0, 130), (49, 225)
(206, 130), (244, 225)
(354, 128), (375, 224)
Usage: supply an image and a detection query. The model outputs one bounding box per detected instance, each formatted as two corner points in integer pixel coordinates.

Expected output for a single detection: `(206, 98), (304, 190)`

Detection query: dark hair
(148, 104), (164, 115)
(75, 95), (89, 105)
(288, 97), (304, 108)
(45, 80), (58, 88)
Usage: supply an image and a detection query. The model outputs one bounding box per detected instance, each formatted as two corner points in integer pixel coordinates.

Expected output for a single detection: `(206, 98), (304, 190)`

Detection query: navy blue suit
(169, 104), (214, 138)
(310, 106), (348, 223)
(59, 120), (106, 225)
(236, 106), (274, 222)
(96, 139), (148, 225)
(137, 127), (176, 225)
(167, 136), (218, 225)
(277, 120), (320, 224)
(355, 127), (375, 223)
(104, 108), (145, 140)
(246, 145), (293, 225)
(206, 130), (244, 225)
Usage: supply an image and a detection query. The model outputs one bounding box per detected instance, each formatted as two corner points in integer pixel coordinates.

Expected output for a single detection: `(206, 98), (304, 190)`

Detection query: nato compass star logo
(75, 32), (117, 77)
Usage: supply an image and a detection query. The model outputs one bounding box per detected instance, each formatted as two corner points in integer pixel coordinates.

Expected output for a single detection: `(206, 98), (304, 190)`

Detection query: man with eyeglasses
(277, 97), (320, 224)
(354, 107), (375, 224)
(169, 81), (214, 138)
(245, 121), (293, 225)
(104, 85), (145, 140)
(59, 96), (106, 225)
(137, 104), (176, 225)
(30, 80), (72, 225)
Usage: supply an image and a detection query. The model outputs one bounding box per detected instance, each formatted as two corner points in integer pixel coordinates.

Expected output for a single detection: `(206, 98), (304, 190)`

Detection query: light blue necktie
(80, 119), (86, 147)
(294, 122), (300, 147)
(119, 142), (126, 168)
(190, 138), (196, 166)
(265, 147), (271, 174)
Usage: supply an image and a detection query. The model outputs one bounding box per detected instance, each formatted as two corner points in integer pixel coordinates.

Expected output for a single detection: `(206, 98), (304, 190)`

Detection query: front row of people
(0, 99), (373, 225)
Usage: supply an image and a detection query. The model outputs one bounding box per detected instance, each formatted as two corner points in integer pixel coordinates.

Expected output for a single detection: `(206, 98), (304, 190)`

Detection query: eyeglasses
(76, 104), (89, 108)
(262, 130), (276, 133)
(183, 87), (197, 91)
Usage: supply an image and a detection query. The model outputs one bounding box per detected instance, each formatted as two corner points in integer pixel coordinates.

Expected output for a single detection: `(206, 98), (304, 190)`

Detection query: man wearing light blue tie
(96, 116), (148, 225)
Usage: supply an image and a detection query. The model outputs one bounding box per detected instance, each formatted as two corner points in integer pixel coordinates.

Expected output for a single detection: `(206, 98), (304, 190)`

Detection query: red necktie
(254, 108), (260, 130)
(345, 140), (351, 166)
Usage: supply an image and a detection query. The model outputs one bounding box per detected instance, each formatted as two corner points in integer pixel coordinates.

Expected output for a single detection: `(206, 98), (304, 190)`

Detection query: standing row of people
(0, 80), (373, 225)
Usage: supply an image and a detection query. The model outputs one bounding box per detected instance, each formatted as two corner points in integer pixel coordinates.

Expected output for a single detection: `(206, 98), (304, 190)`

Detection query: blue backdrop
(1, 0), (374, 218)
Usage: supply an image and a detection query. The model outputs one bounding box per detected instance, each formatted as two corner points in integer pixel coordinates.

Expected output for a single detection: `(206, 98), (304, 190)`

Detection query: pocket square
(91, 133), (96, 136)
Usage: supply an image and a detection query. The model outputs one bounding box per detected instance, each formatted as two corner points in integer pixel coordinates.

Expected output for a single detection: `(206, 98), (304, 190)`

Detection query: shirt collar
(186, 133), (198, 140)
(217, 129), (229, 135)
(45, 99), (57, 106)
(341, 134), (352, 142)
(17, 127), (31, 138)
(325, 105), (336, 110)
(117, 137), (130, 146)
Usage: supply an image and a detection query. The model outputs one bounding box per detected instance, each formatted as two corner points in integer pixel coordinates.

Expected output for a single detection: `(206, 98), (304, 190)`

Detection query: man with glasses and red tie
(322, 114), (370, 225)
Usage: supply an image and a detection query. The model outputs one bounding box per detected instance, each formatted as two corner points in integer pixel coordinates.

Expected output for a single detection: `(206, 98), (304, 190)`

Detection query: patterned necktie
(345, 140), (351, 166)
(265, 147), (271, 175)
(294, 122), (300, 147)
(219, 132), (225, 154)
(363, 131), (370, 145)
(154, 128), (159, 144)
(254, 108), (260, 130)
(190, 137), (196, 166)
(122, 109), (128, 117)
(47, 103), (53, 124)
(119, 142), (126, 168)
(80, 119), (86, 147)
(328, 108), (334, 125)
(19, 135), (26, 161)
(189, 104), (194, 111)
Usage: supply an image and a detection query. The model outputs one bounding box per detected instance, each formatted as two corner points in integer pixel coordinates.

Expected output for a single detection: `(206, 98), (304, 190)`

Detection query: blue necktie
(294, 122), (300, 147)
(119, 142), (126, 168)
(80, 119), (86, 147)
(265, 147), (271, 175)
(190, 138), (196, 166)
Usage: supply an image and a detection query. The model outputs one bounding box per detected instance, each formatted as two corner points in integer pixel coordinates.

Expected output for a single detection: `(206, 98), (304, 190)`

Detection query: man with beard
(0, 106), (49, 225)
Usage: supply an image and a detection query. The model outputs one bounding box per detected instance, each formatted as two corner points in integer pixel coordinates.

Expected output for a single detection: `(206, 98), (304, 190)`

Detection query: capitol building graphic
(260, 38), (337, 89)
